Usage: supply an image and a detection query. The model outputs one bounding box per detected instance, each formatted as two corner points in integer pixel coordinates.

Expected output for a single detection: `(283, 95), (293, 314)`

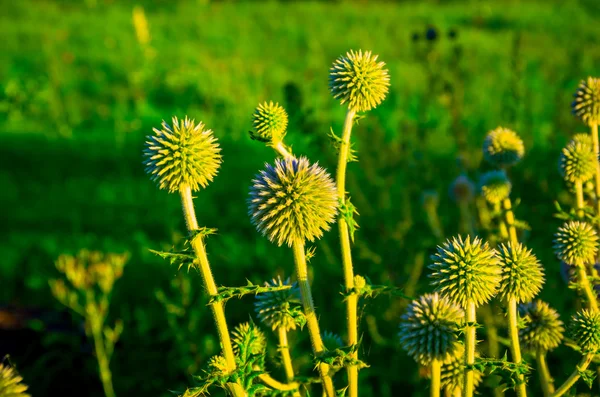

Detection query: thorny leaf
(329, 127), (358, 162)
(149, 248), (196, 272)
(339, 197), (360, 242)
(470, 354), (531, 391)
(314, 342), (369, 371)
(209, 280), (292, 304)
(579, 367), (596, 389)
(341, 275), (413, 300)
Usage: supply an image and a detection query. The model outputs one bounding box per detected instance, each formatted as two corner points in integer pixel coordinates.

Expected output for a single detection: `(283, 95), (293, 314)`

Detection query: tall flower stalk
(329, 49), (390, 397)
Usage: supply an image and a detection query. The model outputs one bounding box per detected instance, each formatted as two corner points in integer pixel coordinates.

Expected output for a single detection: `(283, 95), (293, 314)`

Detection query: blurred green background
(1, 0), (600, 396)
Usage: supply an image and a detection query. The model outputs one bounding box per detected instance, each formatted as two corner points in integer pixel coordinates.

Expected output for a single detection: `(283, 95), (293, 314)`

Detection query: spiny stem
(292, 238), (335, 397)
(463, 301), (476, 397)
(537, 350), (555, 397)
(508, 298), (527, 397)
(431, 359), (441, 397)
(550, 353), (594, 397)
(278, 327), (301, 397)
(576, 262), (599, 312)
(336, 108), (359, 397)
(502, 197), (518, 246)
(179, 185), (244, 397)
(590, 122), (600, 218)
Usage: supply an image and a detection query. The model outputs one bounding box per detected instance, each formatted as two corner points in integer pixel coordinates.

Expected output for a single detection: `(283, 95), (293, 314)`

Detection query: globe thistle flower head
(559, 138), (596, 184)
(441, 344), (483, 394)
(573, 133), (593, 147)
(572, 77), (600, 126)
(496, 242), (545, 303)
(519, 301), (564, 353)
(207, 355), (229, 376)
(482, 127), (525, 167)
(398, 293), (464, 365)
(450, 174), (475, 203)
(329, 50), (390, 112)
(429, 235), (501, 307)
(232, 322), (267, 357)
(568, 309), (600, 353)
(254, 276), (301, 331)
(251, 101), (288, 143)
(248, 157), (338, 247)
(322, 331), (344, 350)
(554, 221), (599, 266)
(0, 363), (30, 397)
(479, 170), (512, 205)
(144, 117), (221, 193)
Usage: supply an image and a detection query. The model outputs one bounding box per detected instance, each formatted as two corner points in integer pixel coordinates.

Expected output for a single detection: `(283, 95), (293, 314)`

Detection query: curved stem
(576, 263), (599, 311)
(463, 301), (476, 397)
(180, 185), (244, 397)
(590, 122), (600, 218)
(507, 298), (527, 397)
(502, 198), (518, 246)
(551, 353), (594, 397)
(273, 140), (293, 159)
(292, 239), (335, 397)
(537, 350), (555, 397)
(431, 359), (441, 397)
(257, 373), (300, 392)
(336, 109), (359, 397)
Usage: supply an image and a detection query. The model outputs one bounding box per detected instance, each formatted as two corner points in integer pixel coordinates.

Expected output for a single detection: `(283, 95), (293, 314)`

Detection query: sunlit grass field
(1, 0), (600, 395)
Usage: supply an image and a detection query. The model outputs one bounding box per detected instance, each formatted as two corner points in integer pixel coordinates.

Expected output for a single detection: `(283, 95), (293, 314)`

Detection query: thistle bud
(232, 322), (267, 357)
(554, 221), (599, 266)
(572, 77), (600, 126)
(482, 127), (525, 167)
(251, 101), (288, 143)
(519, 301), (564, 353)
(496, 243), (545, 303)
(479, 170), (512, 205)
(441, 344), (483, 394)
(568, 309), (600, 353)
(559, 138), (596, 184)
(254, 276), (302, 331)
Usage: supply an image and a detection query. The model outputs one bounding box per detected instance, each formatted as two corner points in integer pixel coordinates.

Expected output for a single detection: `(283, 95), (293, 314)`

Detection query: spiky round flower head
(232, 322), (267, 357)
(248, 157), (338, 247)
(482, 127), (525, 167)
(479, 170), (512, 205)
(450, 174), (475, 203)
(429, 236), (501, 307)
(398, 293), (464, 365)
(254, 276), (302, 331)
(0, 363), (30, 397)
(207, 355), (229, 376)
(322, 331), (344, 350)
(251, 101), (288, 143)
(573, 133), (593, 147)
(440, 344), (483, 394)
(554, 221), (599, 266)
(559, 138), (596, 184)
(144, 117), (221, 193)
(329, 50), (390, 112)
(496, 242), (545, 303)
(518, 301), (564, 353)
(568, 309), (600, 353)
(572, 77), (600, 126)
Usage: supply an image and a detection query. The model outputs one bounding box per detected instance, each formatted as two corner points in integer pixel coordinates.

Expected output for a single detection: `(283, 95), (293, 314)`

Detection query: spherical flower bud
(254, 276), (302, 331)
(573, 133), (593, 147)
(251, 101), (288, 143)
(207, 355), (229, 376)
(568, 309), (600, 353)
(322, 331), (344, 350)
(248, 157), (338, 247)
(518, 301), (564, 353)
(479, 170), (512, 205)
(559, 138), (596, 184)
(496, 243), (545, 303)
(450, 174), (475, 203)
(554, 221), (599, 266)
(144, 117), (221, 193)
(441, 344), (483, 394)
(398, 293), (464, 365)
(482, 127), (525, 167)
(232, 322), (267, 357)
(429, 236), (501, 307)
(0, 363), (30, 397)
(572, 77), (600, 126)
(329, 50), (390, 112)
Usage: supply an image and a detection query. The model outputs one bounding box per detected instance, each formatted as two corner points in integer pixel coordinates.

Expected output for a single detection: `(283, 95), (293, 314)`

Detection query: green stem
(502, 198), (518, 246)
(494, 202), (509, 240)
(507, 298), (527, 397)
(551, 353), (594, 397)
(336, 108), (359, 397)
(431, 359), (441, 397)
(273, 140), (293, 159)
(576, 181), (585, 218)
(590, 122), (600, 218)
(278, 327), (301, 397)
(292, 239), (335, 397)
(576, 263), (599, 312)
(90, 316), (115, 397)
(479, 306), (503, 397)
(179, 185), (245, 397)
(463, 301), (476, 397)
(537, 350), (555, 397)
(257, 373), (300, 392)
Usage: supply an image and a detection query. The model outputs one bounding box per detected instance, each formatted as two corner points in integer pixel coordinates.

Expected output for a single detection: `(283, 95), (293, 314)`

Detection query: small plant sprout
(429, 236), (501, 397)
(329, 49), (390, 397)
(559, 138), (596, 215)
(251, 101), (291, 158)
(0, 361), (31, 397)
(519, 301), (564, 396)
(248, 156), (338, 397)
(144, 117), (246, 397)
(399, 293), (464, 397)
(483, 127), (525, 168)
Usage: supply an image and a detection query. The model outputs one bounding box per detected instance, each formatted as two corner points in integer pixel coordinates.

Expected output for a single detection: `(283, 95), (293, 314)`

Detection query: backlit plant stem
(180, 185), (245, 397)
(502, 198), (518, 246)
(273, 140), (293, 159)
(463, 301), (476, 397)
(336, 108), (359, 397)
(508, 298), (527, 397)
(537, 350), (555, 397)
(494, 202), (509, 240)
(551, 353), (594, 397)
(430, 359), (441, 397)
(292, 238), (335, 397)
(575, 261), (599, 312)
(590, 122), (600, 217)
(88, 300), (115, 397)
(575, 181), (585, 218)
(278, 327), (301, 397)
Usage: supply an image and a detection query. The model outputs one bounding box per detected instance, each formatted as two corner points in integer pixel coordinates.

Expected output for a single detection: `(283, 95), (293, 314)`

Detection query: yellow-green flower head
(496, 243), (545, 303)
(554, 221), (599, 266)
(207, 355), (229, 376)
(251, 101), (288, 143)
(429, 236), (501, 307)
(572, 77), (600, 126)
(232, 322), (267, 357)
(479, 170), (512, 205)
(518, 301), (564, 353)
(144, 117), (222, 193)
(568, 309), (600, 353)
(0, 363), (30, 397)
(248, 157), (338, 247)
(254, 276), (302, 331)
(559, 138), (596, 184)
(398, 293), (464, 365)
(329, 49), (390, 112)
(441, 344), (483, 395)
(573, 133), (593, 146)
(322, 331), (344, 350)
(482, 127), (525, 167)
